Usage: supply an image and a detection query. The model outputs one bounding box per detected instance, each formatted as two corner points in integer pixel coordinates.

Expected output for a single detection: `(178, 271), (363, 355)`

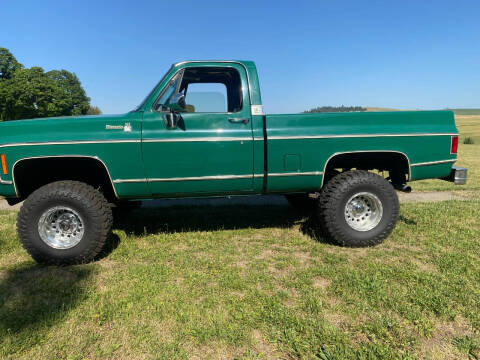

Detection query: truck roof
(172, 60), (256, 68)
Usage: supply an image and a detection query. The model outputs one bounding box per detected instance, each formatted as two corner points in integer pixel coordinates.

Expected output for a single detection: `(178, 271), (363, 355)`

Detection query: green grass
(448, 109), (480, 116)
(1, 200), (479, 359)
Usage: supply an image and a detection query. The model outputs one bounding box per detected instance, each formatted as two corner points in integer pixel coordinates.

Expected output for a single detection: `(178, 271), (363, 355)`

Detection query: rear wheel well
(13, 157), (117, 202)
(323, 152), (410, 188)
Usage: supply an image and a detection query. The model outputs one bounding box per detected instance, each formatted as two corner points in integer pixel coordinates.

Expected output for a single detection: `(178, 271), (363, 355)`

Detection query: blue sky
(2, 0), (480, 114)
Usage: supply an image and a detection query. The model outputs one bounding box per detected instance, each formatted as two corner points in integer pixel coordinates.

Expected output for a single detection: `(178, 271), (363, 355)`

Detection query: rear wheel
(317, 170), (399, 247)
(17, 181), (113, 265)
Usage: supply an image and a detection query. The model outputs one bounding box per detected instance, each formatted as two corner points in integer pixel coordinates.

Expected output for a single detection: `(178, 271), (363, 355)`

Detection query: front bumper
(443, 166), (468, 185)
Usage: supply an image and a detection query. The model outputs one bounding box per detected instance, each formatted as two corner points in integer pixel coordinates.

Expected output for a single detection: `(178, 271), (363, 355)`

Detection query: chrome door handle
(228, 118), (249, 124)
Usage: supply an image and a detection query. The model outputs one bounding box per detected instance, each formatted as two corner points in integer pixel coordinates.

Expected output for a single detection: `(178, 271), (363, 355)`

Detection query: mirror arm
(163, 110), (181, 129)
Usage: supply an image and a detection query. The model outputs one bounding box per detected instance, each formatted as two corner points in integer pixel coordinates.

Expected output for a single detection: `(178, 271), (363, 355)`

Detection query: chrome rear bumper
(443, 166), (468, 185)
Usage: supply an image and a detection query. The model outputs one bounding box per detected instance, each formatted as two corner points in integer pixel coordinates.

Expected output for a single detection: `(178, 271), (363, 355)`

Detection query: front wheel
(317, 170), (399, 247)
(17, 181), (113, 265)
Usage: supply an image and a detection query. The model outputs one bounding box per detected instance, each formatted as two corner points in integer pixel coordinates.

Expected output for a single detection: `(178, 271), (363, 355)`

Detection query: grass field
(1, 114), (479, 359)
(449, 109), (480, 116)
(1, 200), (479, 360)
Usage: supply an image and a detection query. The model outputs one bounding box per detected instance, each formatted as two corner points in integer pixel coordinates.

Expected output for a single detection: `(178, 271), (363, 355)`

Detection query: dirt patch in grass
(312, 277), (331, 289)
(188, 342), (244, 360)
(251, 329), (282, 359)
(234, 259), (249, 269)
(410, 257), (438, 273)
(268, 263), (292, 278)
(0, 253), (29, 267)
(417, 317), (474, 360)
(257, 249), (274, 260)
(346, 247), (370, 260)
(389, 243), (426, 253)
(293, 250), (312, 266)
(324, 311), (349, 328)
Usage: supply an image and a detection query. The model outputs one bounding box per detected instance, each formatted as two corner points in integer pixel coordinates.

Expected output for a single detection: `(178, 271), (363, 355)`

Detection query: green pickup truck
(0, 60), (467, 264)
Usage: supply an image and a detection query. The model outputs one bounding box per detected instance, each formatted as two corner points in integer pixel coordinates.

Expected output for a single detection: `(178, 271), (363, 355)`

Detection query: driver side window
(154, 66), (244, 114)
(184, 83), (227, 113)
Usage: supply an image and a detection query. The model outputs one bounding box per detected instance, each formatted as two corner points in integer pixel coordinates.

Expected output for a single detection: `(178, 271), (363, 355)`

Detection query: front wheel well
(13, 157), (117, 202)
(323, 151), (410, 188)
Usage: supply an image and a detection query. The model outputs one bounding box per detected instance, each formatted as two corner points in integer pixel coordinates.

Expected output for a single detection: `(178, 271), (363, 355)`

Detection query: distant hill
(446, 108), (480, 115)
(365, 107), (402, 112)
(306, 107), (480, 114)
(367, 107), (480, 115)
(304, 106), (366, 113)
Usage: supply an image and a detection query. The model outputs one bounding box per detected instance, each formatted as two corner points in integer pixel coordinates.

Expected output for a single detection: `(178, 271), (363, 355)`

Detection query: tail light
(0, 154), (7, 175)
(451, 136), (459, 154)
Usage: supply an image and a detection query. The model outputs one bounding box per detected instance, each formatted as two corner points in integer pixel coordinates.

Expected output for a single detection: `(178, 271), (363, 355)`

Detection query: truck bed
(264, 111), (457, 192)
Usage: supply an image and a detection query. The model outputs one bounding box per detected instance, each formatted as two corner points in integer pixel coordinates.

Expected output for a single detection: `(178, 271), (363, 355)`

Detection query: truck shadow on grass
(0, 264), (93, 353)
(112, 197), (333, 244)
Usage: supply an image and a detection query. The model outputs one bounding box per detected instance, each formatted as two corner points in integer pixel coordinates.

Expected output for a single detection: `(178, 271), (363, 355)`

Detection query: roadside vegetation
(464, 137), (475, 145)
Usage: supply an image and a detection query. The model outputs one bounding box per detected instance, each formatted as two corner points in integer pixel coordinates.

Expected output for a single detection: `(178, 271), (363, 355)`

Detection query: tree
(0, 47), (91, 121)
(87, 105), (102, 115)
(45, 70), (90, 116)
(0, 47), (22, 80)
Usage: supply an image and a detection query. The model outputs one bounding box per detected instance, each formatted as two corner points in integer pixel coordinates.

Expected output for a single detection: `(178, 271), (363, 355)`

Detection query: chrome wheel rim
(38, 206), (85, 249)
(344, 192), (383, 232)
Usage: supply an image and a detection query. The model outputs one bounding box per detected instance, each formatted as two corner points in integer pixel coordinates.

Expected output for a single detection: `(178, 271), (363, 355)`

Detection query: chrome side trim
(174, 60), (253, 104)
(113, 174), (258, 184)
(149, 174), (253, 182)
(268, 133), (458, 140)
(321, 150), (412, 187)
(142, 137), (252, 143)
(269, 171), (323, 177)
(0, 176), (13, 185)
(113, 178), (146, 184)
(12, 155), (120, 199)
(0, 139), (140, 149)
(410, 159), (457, 167)
(0, 132), (457, 149)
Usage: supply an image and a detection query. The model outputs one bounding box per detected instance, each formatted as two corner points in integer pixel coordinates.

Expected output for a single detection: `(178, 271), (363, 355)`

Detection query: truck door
(142, 64), (254, 196)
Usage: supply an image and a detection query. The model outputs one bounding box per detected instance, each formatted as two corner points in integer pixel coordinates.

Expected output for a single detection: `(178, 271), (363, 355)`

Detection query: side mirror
(168, 93), (186, 112)
(163, 112), (180, 129)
